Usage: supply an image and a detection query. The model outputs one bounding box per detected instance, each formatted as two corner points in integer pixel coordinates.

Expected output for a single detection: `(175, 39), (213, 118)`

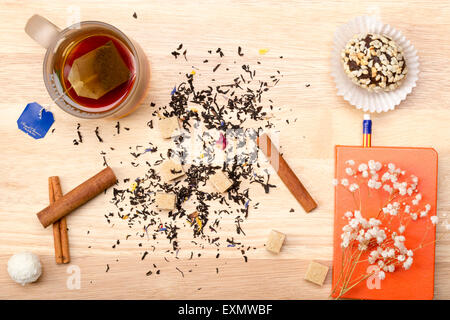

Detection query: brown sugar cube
(304, 261), (329, 286)
(160, 160), (185, 182)
(210, 170), (233, 193)
(155, 192), (176, 210)
(265, 230), (286, 254)
(158, 117), (180, 139)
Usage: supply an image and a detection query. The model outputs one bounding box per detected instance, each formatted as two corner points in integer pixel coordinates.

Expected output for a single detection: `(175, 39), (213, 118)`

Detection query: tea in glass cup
(25, 15), (150, 119)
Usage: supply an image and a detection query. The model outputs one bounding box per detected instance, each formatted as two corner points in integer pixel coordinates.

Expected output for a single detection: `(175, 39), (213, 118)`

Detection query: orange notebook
(332, 146), (438, 300)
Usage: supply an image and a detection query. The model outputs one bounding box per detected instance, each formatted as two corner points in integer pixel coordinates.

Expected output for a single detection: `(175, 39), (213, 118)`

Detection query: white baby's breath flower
(345, 167), (355, 176)
(375, 162), (382, 171)
(403, 257), (413, 270)
(358, 163), (368, 172)
(344, 211), (353, 219)
(342, 227), (351, 235)
(394, 182), (407, 196)
(349, 219), (359, 229)
(431, 215), (439, 225)
(383, 184), (393, 194)
(359, 218), (369, 229)
(388, 163), (396, 172)
(341, 238), (350, 248)
(395, 242), (406, 253)
(387, 206), (398, 216)
(349, 183), (359, 192)
(376, 229), (387, 244)
(337, 160), (430, 286)
(369, 218), (381, 227)
(381, 172), (390, 182)
(387, 248), (396, 258)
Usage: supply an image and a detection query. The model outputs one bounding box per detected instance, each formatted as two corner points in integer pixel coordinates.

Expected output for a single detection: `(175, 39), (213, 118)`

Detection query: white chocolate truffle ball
(7, 252), (42, 285)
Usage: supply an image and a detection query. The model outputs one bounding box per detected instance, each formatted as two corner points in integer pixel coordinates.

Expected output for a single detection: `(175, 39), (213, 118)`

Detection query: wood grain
(0, 0), (449, 300)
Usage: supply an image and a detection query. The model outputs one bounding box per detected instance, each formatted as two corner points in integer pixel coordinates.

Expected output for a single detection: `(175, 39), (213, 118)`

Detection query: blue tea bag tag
(17, 102), (54, 139)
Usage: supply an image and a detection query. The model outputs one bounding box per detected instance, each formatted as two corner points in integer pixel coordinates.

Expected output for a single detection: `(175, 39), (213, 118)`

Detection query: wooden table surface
(0, 0), (449, 300)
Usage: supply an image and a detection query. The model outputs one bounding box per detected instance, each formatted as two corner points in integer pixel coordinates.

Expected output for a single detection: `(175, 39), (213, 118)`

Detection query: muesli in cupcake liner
(331, 16), (419, 113)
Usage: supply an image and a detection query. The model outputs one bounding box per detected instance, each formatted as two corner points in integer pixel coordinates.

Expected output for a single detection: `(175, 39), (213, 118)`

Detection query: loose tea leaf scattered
(99, 44), (289, 278)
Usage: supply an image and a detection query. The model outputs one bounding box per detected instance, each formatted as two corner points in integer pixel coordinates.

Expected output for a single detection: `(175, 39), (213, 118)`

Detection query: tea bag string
(46, 71), (136, 111)
(43, 81), (75, 114)
(53, 84), (74, 104)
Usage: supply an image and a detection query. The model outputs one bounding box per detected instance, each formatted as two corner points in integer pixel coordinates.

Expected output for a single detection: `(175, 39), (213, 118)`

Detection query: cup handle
(25, 15), (61, 49)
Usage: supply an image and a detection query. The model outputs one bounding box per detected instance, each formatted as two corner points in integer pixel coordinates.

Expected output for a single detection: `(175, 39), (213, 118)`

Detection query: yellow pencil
(363, 114), (372, 148)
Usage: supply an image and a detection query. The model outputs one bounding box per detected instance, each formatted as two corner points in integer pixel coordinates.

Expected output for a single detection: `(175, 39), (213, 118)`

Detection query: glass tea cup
(25, 15), (150, 119)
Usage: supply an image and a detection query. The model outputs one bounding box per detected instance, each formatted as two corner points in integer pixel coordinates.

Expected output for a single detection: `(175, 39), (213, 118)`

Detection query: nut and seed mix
(341, 33), (407, 92)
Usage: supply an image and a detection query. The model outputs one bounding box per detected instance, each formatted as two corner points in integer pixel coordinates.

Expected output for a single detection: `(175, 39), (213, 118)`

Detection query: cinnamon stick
(257, 133), (317, 213)
(51, 176), (70, 264)
(59, 216), (70, 264)
(37, 167), (117, 228)
(49, 177), (63, 264)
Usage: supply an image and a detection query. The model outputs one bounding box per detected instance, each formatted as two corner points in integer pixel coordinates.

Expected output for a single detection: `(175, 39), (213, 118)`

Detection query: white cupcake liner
(331, 16), (419, 113)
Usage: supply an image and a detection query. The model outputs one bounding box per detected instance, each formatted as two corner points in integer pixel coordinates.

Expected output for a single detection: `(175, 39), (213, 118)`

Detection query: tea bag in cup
(68, 41), (131, 99)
